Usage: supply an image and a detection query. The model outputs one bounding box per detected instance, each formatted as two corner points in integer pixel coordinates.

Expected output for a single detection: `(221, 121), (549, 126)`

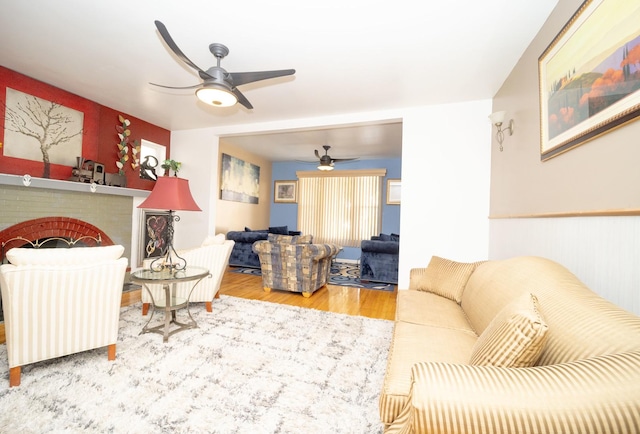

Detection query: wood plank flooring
(0, 268), (397, 344)
(216, 267), (397, 321)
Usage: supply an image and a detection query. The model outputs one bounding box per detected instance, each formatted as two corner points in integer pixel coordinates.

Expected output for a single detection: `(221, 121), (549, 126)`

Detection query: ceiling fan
(150, 20), (295, 109)
(314, 145), (358, 171)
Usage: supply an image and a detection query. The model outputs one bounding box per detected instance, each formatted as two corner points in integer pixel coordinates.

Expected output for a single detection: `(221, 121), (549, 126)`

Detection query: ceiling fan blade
(314, 149), (321, 159)
(154, 20), (213, 79)
(149, 82), (202, 90)
(332, 158), (359, 162)
(232, 88), (253, 109)
(230, 69), (295, 86)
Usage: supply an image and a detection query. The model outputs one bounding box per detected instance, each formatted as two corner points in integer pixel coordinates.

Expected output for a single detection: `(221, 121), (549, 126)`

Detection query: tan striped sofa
(0, 245), (128, 387)
(380, 255), (640, 433)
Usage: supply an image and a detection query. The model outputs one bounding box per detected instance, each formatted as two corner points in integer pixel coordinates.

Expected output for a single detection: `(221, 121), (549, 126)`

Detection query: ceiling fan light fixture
(318, 164), (334, 171)
(196, 85), (237, 107)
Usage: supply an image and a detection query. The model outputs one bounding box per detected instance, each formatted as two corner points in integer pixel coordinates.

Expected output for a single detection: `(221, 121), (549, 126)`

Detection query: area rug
(0, 296), (393, 433)
(231, 261), (395, 291)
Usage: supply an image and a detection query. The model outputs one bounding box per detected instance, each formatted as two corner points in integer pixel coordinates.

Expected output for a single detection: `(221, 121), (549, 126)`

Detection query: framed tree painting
(539, 0), (640, 160)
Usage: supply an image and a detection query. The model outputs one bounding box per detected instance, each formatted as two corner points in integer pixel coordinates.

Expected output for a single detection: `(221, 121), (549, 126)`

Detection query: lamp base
(148, 211), (187, 272)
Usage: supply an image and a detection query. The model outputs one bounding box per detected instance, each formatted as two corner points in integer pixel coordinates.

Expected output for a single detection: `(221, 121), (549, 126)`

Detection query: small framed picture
(274, 180), (297, 203)
(386, 179), (401, 205)
(139, 210), (171, 266)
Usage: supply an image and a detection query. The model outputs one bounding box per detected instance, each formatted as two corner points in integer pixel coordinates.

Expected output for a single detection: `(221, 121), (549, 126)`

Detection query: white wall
(490, 217), (640, 315)
(173, 102), (492, 290)
(398, 100), (492, 288)
(170, 127), (221, 249)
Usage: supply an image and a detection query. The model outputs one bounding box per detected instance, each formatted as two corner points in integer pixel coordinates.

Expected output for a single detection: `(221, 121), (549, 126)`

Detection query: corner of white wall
(169, 128), (220, 249)
(398, 100), (492, 289)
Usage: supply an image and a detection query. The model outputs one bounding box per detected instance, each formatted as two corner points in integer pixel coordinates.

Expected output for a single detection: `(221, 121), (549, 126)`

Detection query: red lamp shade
(138, 176), (201, 211)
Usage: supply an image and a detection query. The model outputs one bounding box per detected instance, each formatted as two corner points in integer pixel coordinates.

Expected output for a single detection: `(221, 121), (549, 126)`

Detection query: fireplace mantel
(0, 174), (149, 198)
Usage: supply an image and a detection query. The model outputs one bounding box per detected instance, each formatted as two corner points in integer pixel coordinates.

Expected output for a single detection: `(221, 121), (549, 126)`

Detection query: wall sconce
(489, 111), (515, 152)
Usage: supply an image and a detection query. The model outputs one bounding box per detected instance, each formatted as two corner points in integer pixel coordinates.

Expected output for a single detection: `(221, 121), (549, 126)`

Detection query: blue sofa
(359, 233), (399, 284)
(226, 226), (301, 268)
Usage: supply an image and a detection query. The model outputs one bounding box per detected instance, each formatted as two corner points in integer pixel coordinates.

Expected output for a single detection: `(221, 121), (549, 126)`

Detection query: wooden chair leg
(214, 292), (220, 299)
(205, 301), (212, 312)
(9, 367), (20, 387)
(108, 344), (116, 361)
(263, 287), (272, 293)
(302, 292), (312, 298)
(142, 303), (149, 316)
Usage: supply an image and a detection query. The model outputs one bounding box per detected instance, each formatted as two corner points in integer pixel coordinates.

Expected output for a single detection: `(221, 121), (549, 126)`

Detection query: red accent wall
(0, 66), (170, 190)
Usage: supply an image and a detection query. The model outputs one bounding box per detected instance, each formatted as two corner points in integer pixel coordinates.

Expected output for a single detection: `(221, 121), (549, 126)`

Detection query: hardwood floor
(216, 267), (397, 321)
(0, 268), (397, 344)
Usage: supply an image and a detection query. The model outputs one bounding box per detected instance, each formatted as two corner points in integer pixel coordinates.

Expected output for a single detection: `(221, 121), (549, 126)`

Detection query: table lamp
(138, 175), (201, 271)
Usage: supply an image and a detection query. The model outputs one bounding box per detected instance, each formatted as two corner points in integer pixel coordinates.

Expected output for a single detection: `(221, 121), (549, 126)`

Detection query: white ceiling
(0, 0), (557, 162)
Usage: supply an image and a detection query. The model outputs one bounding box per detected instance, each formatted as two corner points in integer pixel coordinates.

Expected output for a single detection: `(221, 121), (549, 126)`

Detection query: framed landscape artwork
(539, 0), (640, 160)
(274, 180), (297, 203)
(220, 153), (260, 204)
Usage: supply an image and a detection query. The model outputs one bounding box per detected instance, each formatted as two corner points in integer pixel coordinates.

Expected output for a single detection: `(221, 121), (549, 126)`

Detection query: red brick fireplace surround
(0, 217), (114, 260)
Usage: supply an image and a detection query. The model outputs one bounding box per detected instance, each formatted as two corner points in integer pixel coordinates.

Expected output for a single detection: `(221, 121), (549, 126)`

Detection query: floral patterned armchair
(252, 234), (341, 297)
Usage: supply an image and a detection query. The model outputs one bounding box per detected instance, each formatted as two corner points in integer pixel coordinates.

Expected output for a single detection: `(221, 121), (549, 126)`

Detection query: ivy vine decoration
(161, 159), (182, 176)
(131, 141), (140, 171)
(115, 115), (140, 175)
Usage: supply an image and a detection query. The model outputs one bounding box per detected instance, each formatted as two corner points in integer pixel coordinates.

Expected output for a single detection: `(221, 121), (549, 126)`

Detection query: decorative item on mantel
(161, 159), (181, 177)
(116, 115), (140, 174)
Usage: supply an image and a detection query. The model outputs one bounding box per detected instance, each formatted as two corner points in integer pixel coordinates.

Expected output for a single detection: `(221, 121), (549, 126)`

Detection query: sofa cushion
(380, 321), (477, 425)
(469, 293), (548, 368)
(244, 227), (268, 233)
(410, 256), (480, 303)
(396, 290), (476, 334)
(6, 245), (124, 265)
(268, 225), (289, 235)
(378, 233), (392, 241)
(201, 233), (226, 246)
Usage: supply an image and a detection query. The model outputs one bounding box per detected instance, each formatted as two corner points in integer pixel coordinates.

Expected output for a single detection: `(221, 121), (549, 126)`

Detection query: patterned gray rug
(0, 296), (393, 433)
(230, 261), (396, 291)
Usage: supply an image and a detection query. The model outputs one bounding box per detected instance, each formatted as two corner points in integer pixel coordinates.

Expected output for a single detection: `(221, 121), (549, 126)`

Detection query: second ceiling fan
(314, 145), (358, 171)
(151, 20), (295, 109)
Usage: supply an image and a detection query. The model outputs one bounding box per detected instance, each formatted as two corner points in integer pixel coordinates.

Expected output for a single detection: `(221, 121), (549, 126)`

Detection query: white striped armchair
(140, 237), (234, 314)
(0, 245), (128, 387)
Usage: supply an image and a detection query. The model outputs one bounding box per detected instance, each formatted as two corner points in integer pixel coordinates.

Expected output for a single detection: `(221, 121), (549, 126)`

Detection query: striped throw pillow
(469, 293), (548, 367)
(412, 256), (479, 303)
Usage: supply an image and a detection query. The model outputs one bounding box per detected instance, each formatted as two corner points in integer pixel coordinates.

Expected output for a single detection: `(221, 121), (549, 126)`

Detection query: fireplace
(0, 216), (114, 259)
(0, 176), (147, 324)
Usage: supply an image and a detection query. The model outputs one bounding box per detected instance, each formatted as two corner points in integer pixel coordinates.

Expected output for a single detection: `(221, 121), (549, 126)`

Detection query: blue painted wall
(270, 158), (402, 260)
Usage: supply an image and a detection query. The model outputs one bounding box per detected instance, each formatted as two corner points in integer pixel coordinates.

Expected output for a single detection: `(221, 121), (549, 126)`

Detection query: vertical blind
(296, 169), (385, 247)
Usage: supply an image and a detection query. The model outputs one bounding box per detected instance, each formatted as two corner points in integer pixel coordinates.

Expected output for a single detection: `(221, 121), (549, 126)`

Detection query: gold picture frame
(386, 179), (401, 205)
(538, 0), (640, 160)
(274, 180), (297, 203)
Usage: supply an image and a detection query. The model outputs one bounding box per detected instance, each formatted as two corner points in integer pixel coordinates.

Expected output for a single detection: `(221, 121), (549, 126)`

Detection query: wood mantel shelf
(0, 174), (150, 198)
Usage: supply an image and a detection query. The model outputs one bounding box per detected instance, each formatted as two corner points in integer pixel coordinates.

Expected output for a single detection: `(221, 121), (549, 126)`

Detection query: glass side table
(130, 266), (210, 342)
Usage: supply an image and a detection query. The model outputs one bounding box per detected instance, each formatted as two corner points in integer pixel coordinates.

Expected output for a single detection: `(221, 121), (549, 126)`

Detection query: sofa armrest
(361, 240), (399, 254)
(304, 243), (341, 261)
(390, 351), (640, 433)
(407, 267), (428, 290)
